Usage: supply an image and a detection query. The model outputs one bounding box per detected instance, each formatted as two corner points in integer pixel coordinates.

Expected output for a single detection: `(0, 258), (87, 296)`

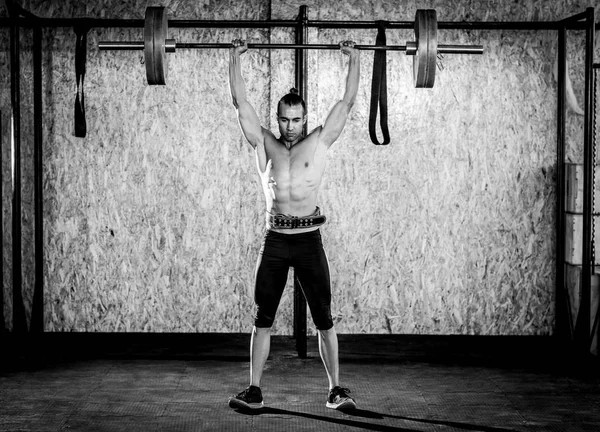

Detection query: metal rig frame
(1, 5), (598, 363)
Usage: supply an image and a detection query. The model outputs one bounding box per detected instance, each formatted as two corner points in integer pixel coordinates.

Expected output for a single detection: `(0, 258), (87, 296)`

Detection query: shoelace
(239, 387), (257, 399)
(332, 387), (352, 399)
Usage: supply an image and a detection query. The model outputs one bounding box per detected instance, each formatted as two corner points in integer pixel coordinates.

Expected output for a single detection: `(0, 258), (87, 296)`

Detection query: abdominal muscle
(263, 172), (322, 234)
(258, 136), (326, 234)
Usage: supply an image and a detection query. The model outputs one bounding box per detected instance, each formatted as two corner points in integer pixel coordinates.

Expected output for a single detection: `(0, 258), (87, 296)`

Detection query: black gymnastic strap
(74, 25), (88, 138)
(369, 23), (391, 145)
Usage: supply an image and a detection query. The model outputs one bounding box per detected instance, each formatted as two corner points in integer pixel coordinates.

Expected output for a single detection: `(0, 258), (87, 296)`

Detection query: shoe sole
(228, 397), (264, 410)
(326, 399), (357, 410)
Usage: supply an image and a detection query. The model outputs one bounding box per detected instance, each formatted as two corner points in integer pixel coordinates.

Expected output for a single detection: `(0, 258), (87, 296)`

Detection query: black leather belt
(268, 209), (327, 229)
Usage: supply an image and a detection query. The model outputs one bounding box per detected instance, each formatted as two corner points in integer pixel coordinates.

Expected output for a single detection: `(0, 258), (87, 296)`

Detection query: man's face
(277, 103), (306, 144)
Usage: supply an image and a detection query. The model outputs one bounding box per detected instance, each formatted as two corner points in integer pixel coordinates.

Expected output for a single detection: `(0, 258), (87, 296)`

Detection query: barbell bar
(98, 7), (484, 88)
(98, 41), (483, 54)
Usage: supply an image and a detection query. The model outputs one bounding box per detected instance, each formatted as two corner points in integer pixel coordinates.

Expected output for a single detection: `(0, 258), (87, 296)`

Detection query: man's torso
(256, 128), (328, 234)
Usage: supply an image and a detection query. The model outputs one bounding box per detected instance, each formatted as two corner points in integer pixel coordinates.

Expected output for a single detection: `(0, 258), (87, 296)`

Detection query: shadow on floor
(233, 406), (521, 432)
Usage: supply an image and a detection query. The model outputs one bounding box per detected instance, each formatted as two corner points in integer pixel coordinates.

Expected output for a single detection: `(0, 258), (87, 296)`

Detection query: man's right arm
(318, 41), (360, 148)
(229, 40), (264, 149)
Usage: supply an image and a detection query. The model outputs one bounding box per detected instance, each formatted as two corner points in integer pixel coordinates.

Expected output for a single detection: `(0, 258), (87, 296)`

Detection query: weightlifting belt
(267, 207), (326, 229)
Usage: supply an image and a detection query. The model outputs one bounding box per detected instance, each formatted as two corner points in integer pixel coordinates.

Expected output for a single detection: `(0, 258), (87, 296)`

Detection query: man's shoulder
(294, 126), (323, 145)
(262, 127), (276, 138)
(296, 129), (330, 155)
(308, 125), (323, 136)
(307, 126), (331, 149)
(261, 128), (279, 141)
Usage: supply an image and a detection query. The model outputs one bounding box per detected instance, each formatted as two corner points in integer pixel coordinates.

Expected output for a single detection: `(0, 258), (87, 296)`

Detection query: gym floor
(1, 334), (599, 432)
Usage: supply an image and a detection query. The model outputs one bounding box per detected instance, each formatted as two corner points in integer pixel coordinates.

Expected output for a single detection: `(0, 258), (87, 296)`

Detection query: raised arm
(319, 41), (360, 148)
(229, 39), (265, 149)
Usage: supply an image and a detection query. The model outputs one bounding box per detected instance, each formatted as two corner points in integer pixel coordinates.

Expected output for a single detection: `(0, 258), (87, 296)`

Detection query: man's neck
(280, 136), (303, 150)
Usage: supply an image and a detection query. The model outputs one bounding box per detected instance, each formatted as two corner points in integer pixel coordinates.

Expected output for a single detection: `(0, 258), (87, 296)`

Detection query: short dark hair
(277, 88), (306, 116)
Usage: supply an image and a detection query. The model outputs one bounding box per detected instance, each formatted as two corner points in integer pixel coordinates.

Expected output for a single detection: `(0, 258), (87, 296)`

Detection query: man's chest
(267, 149), (325, 182)
(266, 138), (325, 172)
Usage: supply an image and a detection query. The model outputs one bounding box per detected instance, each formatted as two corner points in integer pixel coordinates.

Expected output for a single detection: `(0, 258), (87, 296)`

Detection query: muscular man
(227, 39), (360, 411)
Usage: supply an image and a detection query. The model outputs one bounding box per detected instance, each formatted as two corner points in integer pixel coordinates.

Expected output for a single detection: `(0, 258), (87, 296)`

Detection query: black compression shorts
(253, 229), (333, 330)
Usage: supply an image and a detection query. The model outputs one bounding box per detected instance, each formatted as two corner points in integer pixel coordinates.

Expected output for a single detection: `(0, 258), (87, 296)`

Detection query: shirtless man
(227, 39), (360, 411)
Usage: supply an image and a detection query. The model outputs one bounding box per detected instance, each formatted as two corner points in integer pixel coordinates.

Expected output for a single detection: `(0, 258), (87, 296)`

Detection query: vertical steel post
(556, 25), (568, 341)
(576, 7), (595, 353)
(10, 22), (26, 333)
(31, 25), (44, 333)
(1, 108), (3, 335)
(293, 5), (309, 359)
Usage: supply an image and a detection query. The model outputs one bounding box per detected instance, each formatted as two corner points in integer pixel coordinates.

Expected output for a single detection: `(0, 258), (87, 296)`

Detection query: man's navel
(304, 162), (309, 168)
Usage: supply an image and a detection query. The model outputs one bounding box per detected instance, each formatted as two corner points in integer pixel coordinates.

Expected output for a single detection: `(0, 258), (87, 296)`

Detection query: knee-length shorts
(253, 229), (333, 330)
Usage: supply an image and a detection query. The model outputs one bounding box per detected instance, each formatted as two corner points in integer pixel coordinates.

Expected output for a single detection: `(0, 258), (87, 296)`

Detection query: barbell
(98, 7), (483, 88)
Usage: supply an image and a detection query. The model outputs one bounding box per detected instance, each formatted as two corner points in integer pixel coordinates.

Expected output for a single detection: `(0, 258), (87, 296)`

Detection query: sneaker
(228, 386), (264, 410)
(326, 386), (356, 410)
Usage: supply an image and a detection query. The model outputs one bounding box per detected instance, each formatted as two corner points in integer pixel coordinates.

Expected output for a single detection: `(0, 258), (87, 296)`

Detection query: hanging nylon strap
(368, 23), (390, 145)
(74, 25), (88, 138)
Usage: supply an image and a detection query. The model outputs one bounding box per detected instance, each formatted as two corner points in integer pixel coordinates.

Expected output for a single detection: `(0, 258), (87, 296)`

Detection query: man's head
(277, 88), (306, 116)
(277, 88), (307, 144)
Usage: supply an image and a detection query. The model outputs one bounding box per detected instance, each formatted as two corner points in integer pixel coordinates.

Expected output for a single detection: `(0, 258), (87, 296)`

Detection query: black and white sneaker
(228, 385), (264, 410)
(326, 386), (356, 410)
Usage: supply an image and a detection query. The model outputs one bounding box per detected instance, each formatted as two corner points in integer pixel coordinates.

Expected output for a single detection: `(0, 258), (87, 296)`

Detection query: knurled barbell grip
(97, 40), (483, 54)
(99, 41), (145, 50)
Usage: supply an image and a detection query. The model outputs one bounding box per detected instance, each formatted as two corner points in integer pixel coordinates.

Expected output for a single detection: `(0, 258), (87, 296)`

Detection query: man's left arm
(319, 41), (360, 148)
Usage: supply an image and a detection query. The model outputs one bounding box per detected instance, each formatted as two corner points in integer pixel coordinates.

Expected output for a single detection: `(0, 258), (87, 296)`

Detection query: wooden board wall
(0, 0), (597, 334)
(1, 23), (9, 332)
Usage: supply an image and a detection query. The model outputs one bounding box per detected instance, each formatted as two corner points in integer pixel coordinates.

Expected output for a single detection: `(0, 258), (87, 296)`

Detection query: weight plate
(413, 9), (437, 88)
(144, 6), (168, 85)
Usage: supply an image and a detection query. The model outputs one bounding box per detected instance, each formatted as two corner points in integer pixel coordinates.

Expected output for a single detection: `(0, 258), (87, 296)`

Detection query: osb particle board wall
(1, 0), (597, 334)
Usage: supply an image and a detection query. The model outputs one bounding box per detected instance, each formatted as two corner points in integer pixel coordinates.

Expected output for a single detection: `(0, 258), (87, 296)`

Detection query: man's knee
(313, 313), (334, 331)
(254, 313), (276, 329)
(317, 323), (335, 335)
(254, 303), (278, 328)
(253, 325), (272, 335)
